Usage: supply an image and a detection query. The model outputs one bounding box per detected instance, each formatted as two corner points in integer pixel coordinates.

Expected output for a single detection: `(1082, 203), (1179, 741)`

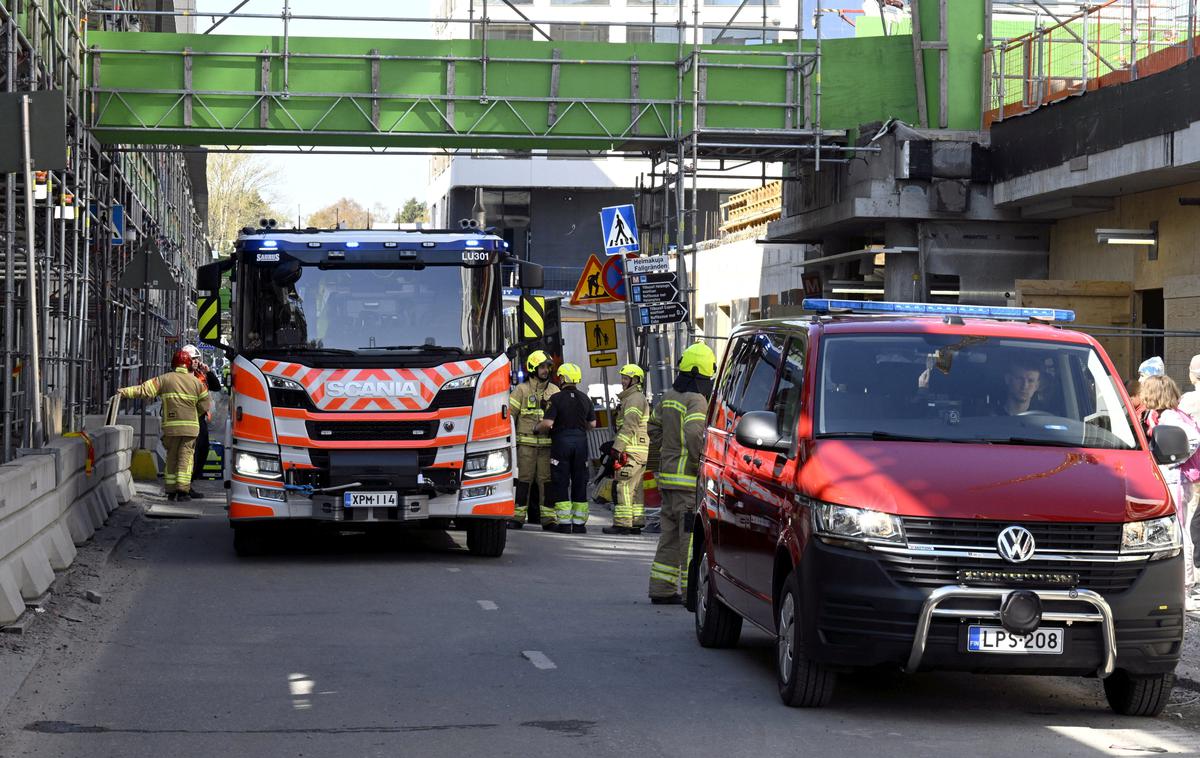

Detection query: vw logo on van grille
(997, 526), (1036, 563)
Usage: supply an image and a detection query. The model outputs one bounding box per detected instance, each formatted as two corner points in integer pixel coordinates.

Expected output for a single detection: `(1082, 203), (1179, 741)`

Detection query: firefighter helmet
(557, 363), (582, 384)
(618, 364), (645, 382)
(678, 343), (717, 378)
(171, 349), (193, 369)
(181, 344), (201, 360)
(526, 350), (552, 372)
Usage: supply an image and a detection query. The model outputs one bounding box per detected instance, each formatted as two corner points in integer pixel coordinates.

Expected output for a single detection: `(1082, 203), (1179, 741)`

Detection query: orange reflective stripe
(234, 413), (274, 442)
(471, 499), (515, 516)
(472, 411), (511, 441)
(229, 502), (276, 518)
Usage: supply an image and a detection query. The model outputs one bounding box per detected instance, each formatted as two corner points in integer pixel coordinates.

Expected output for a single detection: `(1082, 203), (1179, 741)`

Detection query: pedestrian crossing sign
(600, 204), (640, 257)
(571, 254), (621, 306)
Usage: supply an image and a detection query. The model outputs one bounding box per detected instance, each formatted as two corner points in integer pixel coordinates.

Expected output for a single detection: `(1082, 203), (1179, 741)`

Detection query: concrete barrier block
(116, 471), (135, 503)
(90, 428), (116, 459)
(42, 525), (76, 571)
(115, 424), (134, 449)
(6, 456), (55, 504)
(65, 499), (94, 544)
(15, 541), (55, 599)
(84, 491), (106, 531)
(0, 564), (25, 626)
(0, 464), (33, 520)
(101, 480), (120, 515)
(46, 438), (87, 483)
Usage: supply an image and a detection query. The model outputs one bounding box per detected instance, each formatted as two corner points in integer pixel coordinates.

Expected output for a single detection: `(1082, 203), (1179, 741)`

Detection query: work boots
(602, 526), (632, 535)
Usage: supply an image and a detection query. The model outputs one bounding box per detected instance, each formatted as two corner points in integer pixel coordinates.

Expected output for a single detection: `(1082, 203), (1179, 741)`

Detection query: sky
(193, 0), (867, 218)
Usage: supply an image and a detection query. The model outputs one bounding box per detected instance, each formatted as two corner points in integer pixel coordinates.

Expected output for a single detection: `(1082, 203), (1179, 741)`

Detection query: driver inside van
(993, 358), (1042, 416)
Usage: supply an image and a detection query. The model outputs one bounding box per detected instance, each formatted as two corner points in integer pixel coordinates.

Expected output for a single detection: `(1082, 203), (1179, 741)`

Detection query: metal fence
(987, 0), (1199, 125)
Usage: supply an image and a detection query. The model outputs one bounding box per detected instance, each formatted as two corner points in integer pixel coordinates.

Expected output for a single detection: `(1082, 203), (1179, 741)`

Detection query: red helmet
(171, 349), (193, 369)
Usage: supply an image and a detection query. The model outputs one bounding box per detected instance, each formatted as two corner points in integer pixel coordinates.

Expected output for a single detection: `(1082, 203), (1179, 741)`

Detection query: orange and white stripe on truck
(258, 359), (489, 412)
(460, 354), (516, 517)
(232, 357), (278, 445)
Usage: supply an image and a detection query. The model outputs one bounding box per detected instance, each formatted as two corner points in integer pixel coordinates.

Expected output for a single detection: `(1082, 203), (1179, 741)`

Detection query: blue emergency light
(802, 298), (1075, 323)
(345, 241), (360, 248)
(260, 239), (277, 248)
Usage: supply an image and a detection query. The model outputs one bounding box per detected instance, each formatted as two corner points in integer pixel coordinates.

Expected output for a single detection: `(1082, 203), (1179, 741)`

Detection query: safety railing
(986, 0), (1199, 125)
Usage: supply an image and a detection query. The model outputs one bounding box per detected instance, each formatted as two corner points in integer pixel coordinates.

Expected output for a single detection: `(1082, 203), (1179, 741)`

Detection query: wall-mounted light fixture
(1095, 227), (1157, 245)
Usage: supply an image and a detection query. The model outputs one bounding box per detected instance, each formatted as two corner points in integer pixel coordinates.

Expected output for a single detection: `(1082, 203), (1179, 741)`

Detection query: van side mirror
(1151, 424), (1190, 466)
(735, 410), (790, 453)
(520, 260), (544, 290)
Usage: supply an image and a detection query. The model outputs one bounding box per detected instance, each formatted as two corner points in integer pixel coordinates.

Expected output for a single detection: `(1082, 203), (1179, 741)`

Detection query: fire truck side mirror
(519, 261), (544, 290)
(196, 260), (235, 358)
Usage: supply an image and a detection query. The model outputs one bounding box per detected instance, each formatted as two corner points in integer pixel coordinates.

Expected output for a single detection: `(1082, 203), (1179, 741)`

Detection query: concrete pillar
(884, 222), (923, 302)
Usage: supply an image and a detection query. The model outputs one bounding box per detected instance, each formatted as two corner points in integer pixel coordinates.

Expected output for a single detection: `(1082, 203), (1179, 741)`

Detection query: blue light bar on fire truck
(802, 298), (1076, 323)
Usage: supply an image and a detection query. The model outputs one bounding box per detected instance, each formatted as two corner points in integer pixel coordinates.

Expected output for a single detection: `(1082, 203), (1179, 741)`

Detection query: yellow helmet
(557, 362), (582, 384)
(678, 342), (717, 378)
(526, 350), (552, 372)
(618, 363), (645, 382)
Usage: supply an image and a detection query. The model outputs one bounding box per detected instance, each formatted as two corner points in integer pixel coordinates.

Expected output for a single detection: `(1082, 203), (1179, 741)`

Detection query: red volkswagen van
(689, 300), (1190, 716)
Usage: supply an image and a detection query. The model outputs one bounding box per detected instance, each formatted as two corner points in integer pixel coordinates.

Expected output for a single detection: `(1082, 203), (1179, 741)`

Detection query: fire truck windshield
(240, 263), (502, 357)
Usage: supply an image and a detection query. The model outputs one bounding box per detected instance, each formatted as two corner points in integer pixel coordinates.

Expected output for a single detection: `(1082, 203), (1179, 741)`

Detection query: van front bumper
(798, 538), (1183, 677)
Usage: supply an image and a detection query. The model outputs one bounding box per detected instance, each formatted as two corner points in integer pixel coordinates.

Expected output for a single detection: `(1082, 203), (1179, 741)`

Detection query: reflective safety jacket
(120, 367), (210, 438)
(649, 388), (706, 490)
(612, 385), (649, 462)
(510, 377), (559, 447)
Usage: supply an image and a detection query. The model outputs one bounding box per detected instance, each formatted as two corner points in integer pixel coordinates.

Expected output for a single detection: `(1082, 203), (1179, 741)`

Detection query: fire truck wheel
(233, 524), (269, 557)
(465, 519), (507, 557)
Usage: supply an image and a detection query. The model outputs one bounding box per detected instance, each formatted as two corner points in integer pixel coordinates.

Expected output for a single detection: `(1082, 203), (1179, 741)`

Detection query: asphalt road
(5, 486), (1200, 757)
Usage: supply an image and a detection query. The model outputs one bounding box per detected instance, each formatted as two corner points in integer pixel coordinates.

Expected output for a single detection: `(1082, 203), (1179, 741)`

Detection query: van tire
(694, 540), (742, 648)
(776, 572), (835, 707)
(466, 519), (507, 557)
(232, 524), (267, 557)
(1103, 670), (1175, 716)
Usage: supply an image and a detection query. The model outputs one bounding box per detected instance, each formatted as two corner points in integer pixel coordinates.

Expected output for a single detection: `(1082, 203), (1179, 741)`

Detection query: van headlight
(814, 502), (906, 545)
(464, 449), (509, 478)
(234, 451), (282, 480)
(1122, 516), (1181, 559)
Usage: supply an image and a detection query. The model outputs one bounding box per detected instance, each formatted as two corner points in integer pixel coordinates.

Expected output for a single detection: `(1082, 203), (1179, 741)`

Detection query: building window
(627, 0), (678, 5)
(705, 0), (779, 5)
(473, 23), (535, 40)
(626, 24), (680, 43)
(481, 190), (531, 227)
(551, 0), (610, 5)
(549, 23), (610, 41)
(702, 27), (779, 44)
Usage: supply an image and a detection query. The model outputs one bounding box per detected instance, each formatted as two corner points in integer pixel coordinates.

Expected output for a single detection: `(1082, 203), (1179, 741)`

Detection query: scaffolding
(1, 1), (210, 463)
(986, 0), (1199, 124)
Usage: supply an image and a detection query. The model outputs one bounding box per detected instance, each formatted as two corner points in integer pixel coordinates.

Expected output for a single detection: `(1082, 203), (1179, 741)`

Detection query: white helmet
(182, 344), (201, 359)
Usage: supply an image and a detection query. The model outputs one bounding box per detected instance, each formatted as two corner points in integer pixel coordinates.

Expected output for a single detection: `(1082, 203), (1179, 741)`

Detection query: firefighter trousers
(551, 430), (590, 526)
(613, 458), (646, 528)
(648, 488), (695, 599)
(515, 444), (553, 525)
(190, 419), (210, 489)
(164, 435), (197, 495)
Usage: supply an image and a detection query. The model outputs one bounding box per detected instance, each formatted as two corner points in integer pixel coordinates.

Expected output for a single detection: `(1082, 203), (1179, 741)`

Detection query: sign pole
(596, 302), (614, 432)
(20, 95), (44, 447)
(621, 255), (638, 372)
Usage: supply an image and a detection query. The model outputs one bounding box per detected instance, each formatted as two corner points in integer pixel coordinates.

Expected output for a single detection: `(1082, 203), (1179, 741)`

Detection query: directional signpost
(636, 301), (689, 327)
(626, 254), (669, 275)
(629, 272), (679, 305)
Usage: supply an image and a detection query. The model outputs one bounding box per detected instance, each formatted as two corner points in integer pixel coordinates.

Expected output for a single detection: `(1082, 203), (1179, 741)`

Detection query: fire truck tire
(233, 524), (269, 557)
(465, 519), (507, 557)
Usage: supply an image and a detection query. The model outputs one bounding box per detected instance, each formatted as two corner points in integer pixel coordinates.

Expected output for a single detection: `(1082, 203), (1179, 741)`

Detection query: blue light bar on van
(345, 241), (359, 248)
(802, 298), (1075, 323)
(261, 239), (277, 248)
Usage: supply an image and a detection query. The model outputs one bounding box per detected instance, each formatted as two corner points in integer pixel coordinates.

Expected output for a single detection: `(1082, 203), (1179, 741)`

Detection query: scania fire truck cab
(196, 227), (543, 557)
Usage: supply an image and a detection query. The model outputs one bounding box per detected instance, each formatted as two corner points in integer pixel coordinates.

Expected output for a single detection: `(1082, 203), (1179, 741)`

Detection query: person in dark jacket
(182, 344), (223, 499)
(536, 363), (596, 534)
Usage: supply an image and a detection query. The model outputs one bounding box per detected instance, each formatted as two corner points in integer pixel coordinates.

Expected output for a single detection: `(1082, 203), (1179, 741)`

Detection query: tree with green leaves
(206, 153), (283, 255)
(396, 197), (430, 224)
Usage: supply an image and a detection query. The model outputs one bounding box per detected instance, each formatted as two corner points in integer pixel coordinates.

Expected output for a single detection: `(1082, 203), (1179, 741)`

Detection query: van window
(739, 333), (786, 413)
(815, 334), (1138, 450)
(772, 337), (806, 441)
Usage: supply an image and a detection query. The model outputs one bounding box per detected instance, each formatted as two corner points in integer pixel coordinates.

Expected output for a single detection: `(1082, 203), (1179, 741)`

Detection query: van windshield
(816, 334), (1139, 450)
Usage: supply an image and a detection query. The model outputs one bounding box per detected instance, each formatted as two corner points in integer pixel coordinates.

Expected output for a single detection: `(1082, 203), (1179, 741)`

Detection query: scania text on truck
(196, 226), (544, 557)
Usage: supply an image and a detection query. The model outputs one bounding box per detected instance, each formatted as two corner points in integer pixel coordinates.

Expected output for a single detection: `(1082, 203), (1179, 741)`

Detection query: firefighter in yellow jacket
(509, 350), (560, 529)
(648, 343), (715, 605)
(603, 364), (649, 536)
(119, 349), (211, 501)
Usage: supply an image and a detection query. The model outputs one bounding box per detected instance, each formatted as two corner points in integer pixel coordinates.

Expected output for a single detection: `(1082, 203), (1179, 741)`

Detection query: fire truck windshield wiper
(366, 344), (465, 354)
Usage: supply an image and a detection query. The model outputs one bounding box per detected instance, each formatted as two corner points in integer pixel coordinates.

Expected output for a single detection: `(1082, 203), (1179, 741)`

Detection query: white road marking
(477, 600), (498, 611)
(522, 650), (557, 670)
(447, 568), (462, 572)
(287, 672), (314, 711)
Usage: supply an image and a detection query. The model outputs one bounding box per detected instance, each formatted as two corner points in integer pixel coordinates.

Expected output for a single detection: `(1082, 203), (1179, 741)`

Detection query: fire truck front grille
(305, 420), (440, 442)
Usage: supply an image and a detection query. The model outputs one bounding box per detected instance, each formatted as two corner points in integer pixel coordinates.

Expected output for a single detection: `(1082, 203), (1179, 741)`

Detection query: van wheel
(776, 572), (835, 707)
(466, 519), (507, 557)
(1103, 670), (1175, 716)
(232, 524), (267, 557)
(694, 540), (742, 648)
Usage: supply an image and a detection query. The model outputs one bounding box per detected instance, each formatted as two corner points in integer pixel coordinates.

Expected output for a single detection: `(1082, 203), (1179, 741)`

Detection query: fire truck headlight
(268, 376), (304, 391)
(464, 449), (509, 478)
(235, 451), (282, 480)
(442, 374), (479, 391)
